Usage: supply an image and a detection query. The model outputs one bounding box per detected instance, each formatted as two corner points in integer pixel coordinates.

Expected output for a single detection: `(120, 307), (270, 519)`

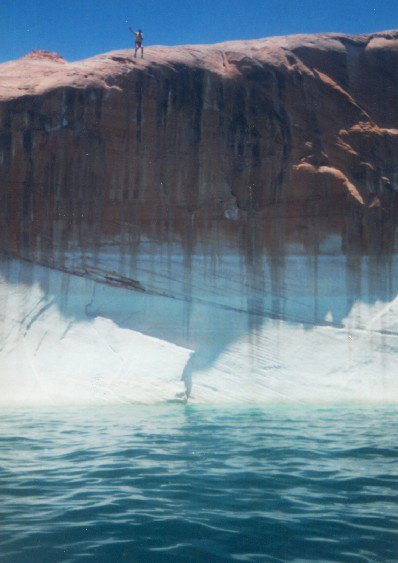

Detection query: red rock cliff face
(1, 32), (398, 277)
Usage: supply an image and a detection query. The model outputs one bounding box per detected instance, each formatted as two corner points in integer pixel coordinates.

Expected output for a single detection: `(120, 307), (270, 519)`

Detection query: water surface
(0, 405), (397, 561)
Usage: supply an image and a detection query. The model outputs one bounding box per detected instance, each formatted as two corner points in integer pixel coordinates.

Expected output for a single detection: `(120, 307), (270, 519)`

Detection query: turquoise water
(0, 405), (397, 562)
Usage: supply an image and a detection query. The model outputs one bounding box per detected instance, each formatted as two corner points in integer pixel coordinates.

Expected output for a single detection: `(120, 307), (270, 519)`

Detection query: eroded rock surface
(1, 32), (398, 404)
(1, 31), (398, 266)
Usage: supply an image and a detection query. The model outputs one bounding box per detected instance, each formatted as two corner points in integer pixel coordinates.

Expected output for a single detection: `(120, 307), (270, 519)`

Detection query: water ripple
(0, 404), (397, 561)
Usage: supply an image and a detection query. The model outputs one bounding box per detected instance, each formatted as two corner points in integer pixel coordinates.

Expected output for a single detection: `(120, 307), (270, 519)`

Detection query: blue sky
(0, 0), (397, 63)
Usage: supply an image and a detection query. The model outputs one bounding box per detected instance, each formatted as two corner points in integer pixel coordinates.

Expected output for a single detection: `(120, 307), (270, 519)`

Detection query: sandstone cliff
(1, 32), (398, 404)
(1, 31), (398, 270)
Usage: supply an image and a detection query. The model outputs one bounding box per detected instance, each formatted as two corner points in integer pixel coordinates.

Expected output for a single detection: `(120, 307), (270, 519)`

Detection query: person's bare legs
(134, 46), (143, 59)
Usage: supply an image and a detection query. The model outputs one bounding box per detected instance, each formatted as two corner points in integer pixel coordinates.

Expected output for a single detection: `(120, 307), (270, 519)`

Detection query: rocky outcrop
(1, 32), (398, 404)
(1, 32), (398, 270)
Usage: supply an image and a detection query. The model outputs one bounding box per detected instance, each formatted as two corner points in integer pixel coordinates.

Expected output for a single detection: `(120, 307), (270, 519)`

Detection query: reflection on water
(0, 404), (397, 561)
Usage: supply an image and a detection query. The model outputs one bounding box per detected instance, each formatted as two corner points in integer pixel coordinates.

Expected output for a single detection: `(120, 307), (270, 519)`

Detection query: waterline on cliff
(1, 256), (398, 406)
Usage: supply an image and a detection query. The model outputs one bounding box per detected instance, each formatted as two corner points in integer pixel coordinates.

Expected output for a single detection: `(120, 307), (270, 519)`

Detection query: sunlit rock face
(1, 31), (398, 404)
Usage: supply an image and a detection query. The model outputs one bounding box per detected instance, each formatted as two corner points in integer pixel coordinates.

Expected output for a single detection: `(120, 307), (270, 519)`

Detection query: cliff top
(1, 29), (398, 101)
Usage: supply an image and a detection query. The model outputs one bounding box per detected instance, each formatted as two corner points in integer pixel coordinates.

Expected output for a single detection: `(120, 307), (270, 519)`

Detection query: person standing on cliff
(129, 27), (144, 58)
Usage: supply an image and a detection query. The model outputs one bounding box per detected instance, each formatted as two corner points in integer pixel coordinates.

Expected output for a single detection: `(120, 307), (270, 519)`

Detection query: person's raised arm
(129, 27), (136, 35)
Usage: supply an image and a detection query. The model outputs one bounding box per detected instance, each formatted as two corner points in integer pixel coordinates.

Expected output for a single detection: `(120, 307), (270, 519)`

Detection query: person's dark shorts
(136, 42), (142, 48)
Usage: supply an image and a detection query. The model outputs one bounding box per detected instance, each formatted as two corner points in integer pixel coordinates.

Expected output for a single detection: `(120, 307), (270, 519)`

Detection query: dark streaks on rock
(0, 30), (398, 294)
